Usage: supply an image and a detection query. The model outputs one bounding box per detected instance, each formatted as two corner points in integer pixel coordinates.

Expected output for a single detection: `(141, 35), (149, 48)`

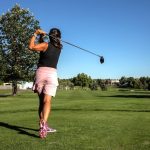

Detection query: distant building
(1, 82), (33, 90)
(110, 79), (120, 85)
(18, 81), (33, 90)
(0, 83), (12, 89)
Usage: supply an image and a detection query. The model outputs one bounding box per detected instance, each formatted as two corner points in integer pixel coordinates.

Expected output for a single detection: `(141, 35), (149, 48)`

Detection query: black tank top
(38, 43), (61, 69)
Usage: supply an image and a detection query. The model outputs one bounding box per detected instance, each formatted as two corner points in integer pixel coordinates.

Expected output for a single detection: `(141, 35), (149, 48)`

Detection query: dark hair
(49, 28), (62, 49)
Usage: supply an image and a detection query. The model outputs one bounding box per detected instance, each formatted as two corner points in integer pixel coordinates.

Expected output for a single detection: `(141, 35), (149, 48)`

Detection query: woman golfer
(29, 28), (62, 138)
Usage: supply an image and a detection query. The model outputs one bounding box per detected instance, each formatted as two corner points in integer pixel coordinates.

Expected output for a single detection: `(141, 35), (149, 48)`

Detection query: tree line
(119, 76), (150, 90)
(58, 73), (150, 91)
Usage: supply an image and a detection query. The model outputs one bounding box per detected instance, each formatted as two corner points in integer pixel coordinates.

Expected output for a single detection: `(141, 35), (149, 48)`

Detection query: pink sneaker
(39, 121), (47, 138)
(45, 123), (57, 133)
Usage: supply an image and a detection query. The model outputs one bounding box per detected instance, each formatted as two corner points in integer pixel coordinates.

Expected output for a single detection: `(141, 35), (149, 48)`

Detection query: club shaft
(48, 34), (102, 58)
(61, 40), (101, 58)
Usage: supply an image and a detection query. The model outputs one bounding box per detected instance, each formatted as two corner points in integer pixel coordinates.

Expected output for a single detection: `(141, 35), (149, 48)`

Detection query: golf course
(0, 89), (150, 150)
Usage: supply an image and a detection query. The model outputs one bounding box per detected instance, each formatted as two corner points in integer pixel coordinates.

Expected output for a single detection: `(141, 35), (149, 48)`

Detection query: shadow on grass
(52, 108), (150, 112)
(0, 122), (39, 138)
(0, 109), (37, 114)
(1, 108), (150, 114)
(97, 94), (150, 98)
(0, 94), (12, 97)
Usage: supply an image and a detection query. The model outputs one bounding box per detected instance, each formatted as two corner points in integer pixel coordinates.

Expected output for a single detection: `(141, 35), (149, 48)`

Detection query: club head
(100, 56), (104, 64)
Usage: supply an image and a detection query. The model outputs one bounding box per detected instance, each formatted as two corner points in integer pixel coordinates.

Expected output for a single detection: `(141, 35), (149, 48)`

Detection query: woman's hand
(35, 29), (46, 35)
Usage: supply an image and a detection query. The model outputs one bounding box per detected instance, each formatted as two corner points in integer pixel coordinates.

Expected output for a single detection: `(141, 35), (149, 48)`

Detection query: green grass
(0, 89), (150, 150)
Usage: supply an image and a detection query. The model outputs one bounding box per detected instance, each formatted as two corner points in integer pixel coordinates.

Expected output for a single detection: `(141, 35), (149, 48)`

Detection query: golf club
(41, 34), (104, 64)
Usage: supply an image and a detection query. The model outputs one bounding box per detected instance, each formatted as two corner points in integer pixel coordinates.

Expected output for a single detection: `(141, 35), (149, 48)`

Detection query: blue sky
(0, 0), (150, 79)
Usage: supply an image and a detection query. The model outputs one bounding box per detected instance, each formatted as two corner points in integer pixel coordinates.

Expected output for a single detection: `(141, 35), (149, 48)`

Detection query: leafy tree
(0, 4), (40, 95)
(147, 78), (150, 90)
(133, 79), (142, 89)
(128, 77), (135, 88)
(97, 79), (107, 91)
(89, 80), (98, 90)
(59, 79), (74, 90)
(105, 79), (111, 85)
(72, 73), (92, 88)
(139, 77), (148, 90)
(119, 76), (128, 87)
(0, 46), (7, 81)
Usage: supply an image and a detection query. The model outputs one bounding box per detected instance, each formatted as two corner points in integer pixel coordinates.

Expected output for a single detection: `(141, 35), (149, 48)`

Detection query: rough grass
(0, 89), (150, 150)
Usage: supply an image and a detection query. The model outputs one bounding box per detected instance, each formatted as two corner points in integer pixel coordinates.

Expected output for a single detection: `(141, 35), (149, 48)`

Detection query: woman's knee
(43, 94), (51, 104)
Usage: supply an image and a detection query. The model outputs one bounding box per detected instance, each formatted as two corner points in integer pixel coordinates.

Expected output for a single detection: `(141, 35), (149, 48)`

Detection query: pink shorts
(32, 67), (59, 97)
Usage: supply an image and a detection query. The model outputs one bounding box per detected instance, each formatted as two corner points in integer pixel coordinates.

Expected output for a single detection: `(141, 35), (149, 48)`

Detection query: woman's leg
(38, 92), (44, 120)
(38, 93), (52, 122)
(38, 93), (52, 138)
(42, 94), (52, 123)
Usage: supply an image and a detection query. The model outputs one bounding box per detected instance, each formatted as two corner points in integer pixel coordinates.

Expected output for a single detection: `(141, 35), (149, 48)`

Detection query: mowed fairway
(0, 89), (150, 150)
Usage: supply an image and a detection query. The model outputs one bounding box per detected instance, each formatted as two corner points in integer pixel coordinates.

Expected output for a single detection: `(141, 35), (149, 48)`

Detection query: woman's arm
(29, 29), (48, 51)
